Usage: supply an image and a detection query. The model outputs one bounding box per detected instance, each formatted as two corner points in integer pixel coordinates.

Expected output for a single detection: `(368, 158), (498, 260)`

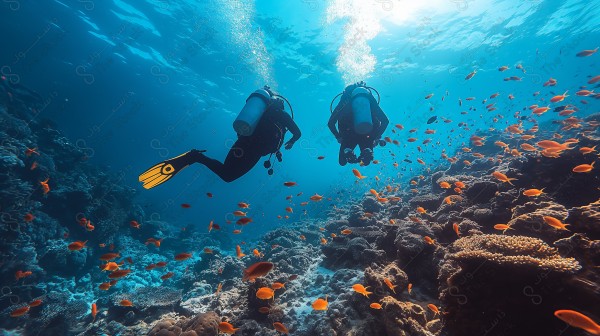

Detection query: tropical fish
(492, 171), (517, 185)
(370, 303), (383, 309)
(10, 306), (30, 317)
(523, 188), (544, 197)
(91, 303), (97, 322)
(310, 194), (323, 201)
(273, 322), (289, 334)
(573, 162), (595, 173)
(100, 253), (120, 261)
(256, 287), (275, 300)
(236, 217), (252, 225)
(352, 169), (367, 179)
(40, 178), (50, 194)
(453, 223), (460, 237)
(108, 269), (131, 279)
(543, 216), (569, 230)
(312, 296), (328, 310)
(554, 309), (600, 335)
(352, 284), (372, 298)
(283, 182), (297, 187)
(341, 229), (352, 235)
(576, 48), (598, 57)
(181, 203), (191, 208)
(218, 322), (239, 334)
(160, 272), (174, 281)
(119, 300), (133, 307)
(428, 303), (440, 316)
(243, 261), (274, 282)
(130, 220), (140, 229)
(68, 240), (87, 251)
(384, 278), (396, 294)
(236, 245), (245, 259)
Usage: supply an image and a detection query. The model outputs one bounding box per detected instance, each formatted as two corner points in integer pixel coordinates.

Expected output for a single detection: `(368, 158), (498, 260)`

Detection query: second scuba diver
(328, 81), (389, 166)
(139, 86), (301, 187)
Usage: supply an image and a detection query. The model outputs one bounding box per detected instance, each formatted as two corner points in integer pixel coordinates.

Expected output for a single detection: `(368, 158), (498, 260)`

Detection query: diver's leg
(192, 140), (261, 182)
(338, 137), (358, 166)
(357, 137), (374, 165)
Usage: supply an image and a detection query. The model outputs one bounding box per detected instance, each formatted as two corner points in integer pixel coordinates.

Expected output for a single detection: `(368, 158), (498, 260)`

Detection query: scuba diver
(328, 81), (389, 166)
(139, 85), (301, 187)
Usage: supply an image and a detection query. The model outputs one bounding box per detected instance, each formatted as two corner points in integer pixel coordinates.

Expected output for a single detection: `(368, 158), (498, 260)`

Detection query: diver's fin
(139, 150), (205, 189)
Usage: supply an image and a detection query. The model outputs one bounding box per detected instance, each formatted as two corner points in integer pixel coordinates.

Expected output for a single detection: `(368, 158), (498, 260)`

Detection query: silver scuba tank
(233, 88), (272, 136)
(351, 86), (373, 135)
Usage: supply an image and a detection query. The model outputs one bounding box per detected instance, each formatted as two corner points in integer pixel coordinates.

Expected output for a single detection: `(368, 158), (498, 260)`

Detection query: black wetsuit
(328, 87), (389, 166)
(191, 101), (301, 182)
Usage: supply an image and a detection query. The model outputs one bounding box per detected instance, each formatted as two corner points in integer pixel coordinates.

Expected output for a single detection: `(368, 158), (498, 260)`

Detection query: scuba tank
(233, 86), (294, 136)
(351, 86), (373, 135)
(330, 82), (381, 135)
(233, 88), (272, 136)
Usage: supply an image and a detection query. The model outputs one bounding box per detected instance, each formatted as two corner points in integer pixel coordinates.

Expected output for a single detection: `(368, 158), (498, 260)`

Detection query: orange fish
(543, 216), (569, 230)
(424, 236), (435, 245)
(119, 299), (133, 307)
(370, 303), (383, 309)
(285, 207), (293, 213)
(130, 220), (140, 229)
(236, 245), (245, 259)
(256, 287), (275, 300)
(145, 238), (162, 247)
(243, 261), (274, 282)
(272, 282), (285, 290)
(550, 91), (568, 103)
(494, 224), (514, 234)
(15, 270), (32, 280)
(273, 322), (289, 334)
(439, 181), (451, 189)
(181, 203), (191, 208)
(312, 296), (328, 311)
(452, 223), (460, 237)
(492, 171), (517, 185)
(384, 278), (396, 294)
(108, 269), (131, 279)
(236, 217), (252, 225)
(310, 194), (323, 201)
(428, 303), (440, 316)
(580, 146), (597, 154)
(25, 147), (39, 156)
(40, 178), (50, 194)
(174, 252), (192, 261)
(523, 188), (544, 197)
(554, 309), (600, 335)
(68, 240), (87, 251)
(352, 169), (367, 179)
(352, 284), (372, 298)
(161, 272), (174, 280)
(155, 261), (168, 267)
(573, 162), (595, 173)
(91, 302), (97, 322)
(233, 210), (247, 217)
(10, 305), (30, 317)
(576, 48), (598, 57)
(29, 299), (42, 307)
(416, 206), (426, 214)
(99, 282), (111, 290)
(100, 253), (120, 261)
(218, 322), (239, 334)
(465, 70), (477, 80)
(341, 229), (352, 235)
(408, 283), (413, 295)
(101, 262), (120, 272)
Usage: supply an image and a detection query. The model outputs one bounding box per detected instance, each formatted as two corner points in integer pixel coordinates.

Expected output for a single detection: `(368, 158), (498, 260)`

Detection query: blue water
(1, 2), (600, 332)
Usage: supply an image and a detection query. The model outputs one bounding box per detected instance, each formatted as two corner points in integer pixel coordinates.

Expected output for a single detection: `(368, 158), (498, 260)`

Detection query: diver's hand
(284, 140), (295, 150)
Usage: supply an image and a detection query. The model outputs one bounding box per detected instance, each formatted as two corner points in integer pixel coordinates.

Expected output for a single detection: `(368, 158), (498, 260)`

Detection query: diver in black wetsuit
(139, 86), (301, 187)
(328, 81), (389, 166)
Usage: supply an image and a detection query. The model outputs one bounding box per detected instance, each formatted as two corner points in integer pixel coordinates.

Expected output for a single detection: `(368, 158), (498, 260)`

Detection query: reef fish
(554, 309), (600, 335)
(352, 284), (372, 298)
(312, 296), (328, 311)
(218, 322), (239, 334)
(256, 287), (275, 300)
(273, 322), (289, 334)
(243, 261), (274, 282)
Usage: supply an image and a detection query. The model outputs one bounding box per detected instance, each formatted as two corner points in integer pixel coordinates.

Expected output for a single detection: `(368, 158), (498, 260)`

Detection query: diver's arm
(282, 113), (302, 149)
(328, 103), (344, 138)
(372, 104), (389, 139)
